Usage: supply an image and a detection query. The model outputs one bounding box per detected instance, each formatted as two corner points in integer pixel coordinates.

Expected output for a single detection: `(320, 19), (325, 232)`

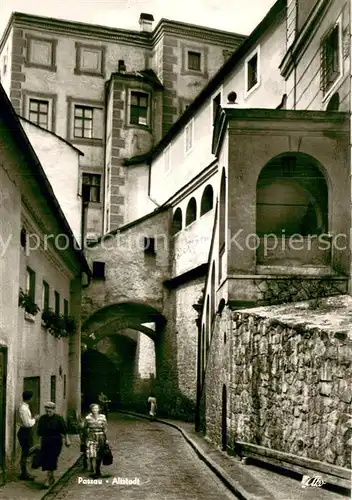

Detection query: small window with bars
(188, 51), (201, 71)
(321, 24), (341, 95)
(29, 99), (49, 129)
(82, 173), (101, 203)
(130, 91), (149, 126)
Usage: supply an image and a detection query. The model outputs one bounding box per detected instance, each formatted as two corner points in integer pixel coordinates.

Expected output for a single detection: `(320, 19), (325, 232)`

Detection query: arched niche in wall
(172, 207), (182, 235)
(256, 154), (328, 237)
(186, 197), (197, 226)
(326, 93), (340, 111)
(200, 185), (214, 216)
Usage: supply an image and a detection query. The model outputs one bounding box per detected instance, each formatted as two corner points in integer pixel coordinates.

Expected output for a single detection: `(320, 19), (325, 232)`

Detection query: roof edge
(148, 0), (286, 163)
(0, 84), (91, 276)
(19, 116), (84, 155)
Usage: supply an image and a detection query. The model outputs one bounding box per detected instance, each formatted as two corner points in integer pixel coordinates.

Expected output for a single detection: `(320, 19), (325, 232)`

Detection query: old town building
(0, 12), (244, 240)
(0, 84), (90, 481)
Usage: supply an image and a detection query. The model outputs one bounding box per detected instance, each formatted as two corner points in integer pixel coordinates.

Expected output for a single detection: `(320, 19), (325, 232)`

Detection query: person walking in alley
(17, 391), (39, 480)
(98, 392), (110, 417)
(83, 404), (108, 478)
(37, 402), (71, 488)
(147, 394), (157, 421)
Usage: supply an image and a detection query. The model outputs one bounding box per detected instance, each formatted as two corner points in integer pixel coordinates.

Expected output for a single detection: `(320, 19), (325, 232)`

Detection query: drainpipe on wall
(81, 199), (89, 250)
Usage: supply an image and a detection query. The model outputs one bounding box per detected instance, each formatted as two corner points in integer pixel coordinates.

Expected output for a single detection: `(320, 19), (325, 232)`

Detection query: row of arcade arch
(172, 184), (214, 235)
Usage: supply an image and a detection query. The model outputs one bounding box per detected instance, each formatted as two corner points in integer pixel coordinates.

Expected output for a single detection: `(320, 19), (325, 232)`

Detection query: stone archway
(81, 302), (165, 412)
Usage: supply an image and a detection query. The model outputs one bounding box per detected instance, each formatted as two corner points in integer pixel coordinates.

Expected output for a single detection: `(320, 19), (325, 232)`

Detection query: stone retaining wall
(205, 301), (352, 469)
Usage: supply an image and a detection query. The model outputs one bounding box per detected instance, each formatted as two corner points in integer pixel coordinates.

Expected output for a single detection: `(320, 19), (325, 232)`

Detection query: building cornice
(4, 12), (152, 49)
(152, 19), (245, 48)
(279, 0), (332, 79)
(163, 160), (218, 207)
(1, 12), (245, 53)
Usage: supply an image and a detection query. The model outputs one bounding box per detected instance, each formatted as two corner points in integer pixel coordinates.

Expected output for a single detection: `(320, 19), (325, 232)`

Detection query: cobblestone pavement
(48, 413), (237, 500)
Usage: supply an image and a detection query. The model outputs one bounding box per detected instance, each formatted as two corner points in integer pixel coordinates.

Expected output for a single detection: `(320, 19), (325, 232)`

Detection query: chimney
(139, 13), (154, 32)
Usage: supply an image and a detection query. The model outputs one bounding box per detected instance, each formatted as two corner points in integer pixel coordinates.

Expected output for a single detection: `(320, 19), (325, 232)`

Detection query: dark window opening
(54, 291), (60, 315)
(20, 228), (27, 249)
(172, 208), (182, 235)
(26, 267), (36, 302)
(64, 299), (69, 319)
(247, 53), (258, 91)
(130, 91), (149, 126)
(29, 99), (49, 129)
(92, 261), (105, 280)
(186, 198), (197, 226)
(42, 281), (50, 311)
(82, 173), (101, 203)
(63, 374), (66, 399)
(144, 237), (156, 255)
(321, 25), (340, 94)
(50, 375), (56, 403)
(23, 377), (40, 417)
(188, 51), (201, 71)
(213, 94), (221, 124)
(201, 185), (214, 215)
(326, 92), (340, 111)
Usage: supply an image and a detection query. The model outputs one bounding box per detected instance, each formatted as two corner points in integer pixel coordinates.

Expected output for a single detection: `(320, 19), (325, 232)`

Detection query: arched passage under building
(81, 302), (165, 412)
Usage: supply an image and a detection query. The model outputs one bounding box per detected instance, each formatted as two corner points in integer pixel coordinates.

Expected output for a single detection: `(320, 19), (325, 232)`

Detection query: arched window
(186, 197), (197, 226)
(219, 170), (226, 249)
(200, 185), (214, 216)
(326, 93), (340, 111)
(172, 208), (182, 235)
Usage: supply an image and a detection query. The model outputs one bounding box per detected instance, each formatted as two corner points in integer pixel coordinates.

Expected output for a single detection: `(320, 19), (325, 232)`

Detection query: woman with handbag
(37, 402), (71, 488)
(83, 404), (109, 478)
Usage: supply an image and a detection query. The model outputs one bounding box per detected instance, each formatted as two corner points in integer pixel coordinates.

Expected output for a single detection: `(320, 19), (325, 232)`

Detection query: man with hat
(37, 401), (71, 487)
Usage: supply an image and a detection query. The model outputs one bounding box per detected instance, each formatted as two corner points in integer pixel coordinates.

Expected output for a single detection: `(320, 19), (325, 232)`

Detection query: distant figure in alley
(98, 392), (110, 417)
(148, 395), (157, 421)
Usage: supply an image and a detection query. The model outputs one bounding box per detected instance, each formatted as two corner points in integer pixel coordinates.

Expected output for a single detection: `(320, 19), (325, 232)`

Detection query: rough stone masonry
(204, 295), (352, 469)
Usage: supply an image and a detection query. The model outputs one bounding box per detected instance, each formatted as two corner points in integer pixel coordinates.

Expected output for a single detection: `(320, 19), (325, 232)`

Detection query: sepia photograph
(0, 0), (351, 498)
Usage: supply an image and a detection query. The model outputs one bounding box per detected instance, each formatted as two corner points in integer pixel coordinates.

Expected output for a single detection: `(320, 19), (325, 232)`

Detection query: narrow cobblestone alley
(49, 413), (237, 500)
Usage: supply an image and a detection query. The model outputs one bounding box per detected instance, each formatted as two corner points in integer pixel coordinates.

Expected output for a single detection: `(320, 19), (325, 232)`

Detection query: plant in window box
(42, 309), (68, 339)
(18, 288), (40, 316)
